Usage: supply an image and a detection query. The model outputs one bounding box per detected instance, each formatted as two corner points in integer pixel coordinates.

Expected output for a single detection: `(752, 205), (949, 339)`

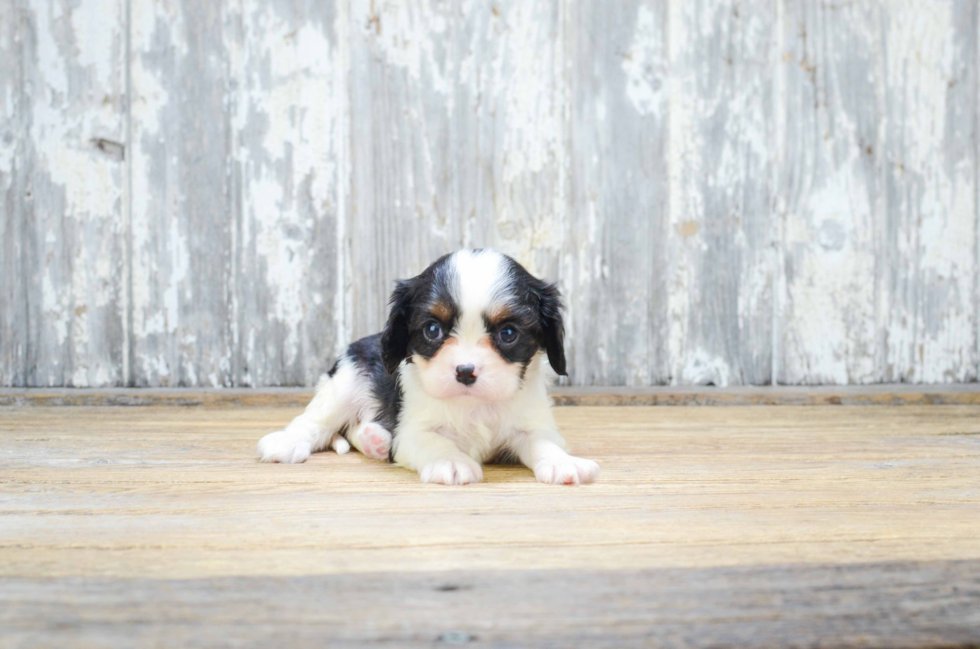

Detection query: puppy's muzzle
(455, 364), (477, 386)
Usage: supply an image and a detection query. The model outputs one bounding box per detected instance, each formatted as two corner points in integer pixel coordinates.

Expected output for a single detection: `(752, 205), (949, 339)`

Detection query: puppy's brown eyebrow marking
(429, 302), (453, 321)
(484, 305), (512, 326)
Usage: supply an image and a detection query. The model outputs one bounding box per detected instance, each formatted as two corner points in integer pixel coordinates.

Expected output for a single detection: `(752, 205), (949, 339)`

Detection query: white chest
(443, 402), (514, 461)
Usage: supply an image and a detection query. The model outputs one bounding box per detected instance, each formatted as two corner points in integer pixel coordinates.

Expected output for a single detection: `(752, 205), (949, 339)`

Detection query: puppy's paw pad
(354, 423), (392, 460)
(534, 456), (599, 485)
(420, 458), (483, 485)
(257, 430), (312, 464)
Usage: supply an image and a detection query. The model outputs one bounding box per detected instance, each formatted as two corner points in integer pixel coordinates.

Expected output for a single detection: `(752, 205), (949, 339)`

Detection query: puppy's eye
(497, 326), (519, 345)
(423, 321), (443, 341)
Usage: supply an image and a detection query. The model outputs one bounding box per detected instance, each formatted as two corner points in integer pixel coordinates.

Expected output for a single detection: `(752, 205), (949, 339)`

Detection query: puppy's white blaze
(450, 249), (511, 345)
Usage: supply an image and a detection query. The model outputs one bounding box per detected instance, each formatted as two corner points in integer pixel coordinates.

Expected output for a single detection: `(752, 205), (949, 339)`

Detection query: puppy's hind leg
(346, 421), (392, 461)
(257, 361), (358, 463)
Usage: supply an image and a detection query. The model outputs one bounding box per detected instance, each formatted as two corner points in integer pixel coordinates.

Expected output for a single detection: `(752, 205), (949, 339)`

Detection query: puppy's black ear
(381, 279), (415, 375)
(535, 281), (567, 376)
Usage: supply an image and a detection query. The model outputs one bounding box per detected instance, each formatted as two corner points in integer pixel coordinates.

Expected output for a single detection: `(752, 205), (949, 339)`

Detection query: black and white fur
(257, 249), (599, 486)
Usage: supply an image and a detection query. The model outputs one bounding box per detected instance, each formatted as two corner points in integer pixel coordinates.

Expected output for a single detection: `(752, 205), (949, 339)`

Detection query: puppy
(257, 249), (599, 486)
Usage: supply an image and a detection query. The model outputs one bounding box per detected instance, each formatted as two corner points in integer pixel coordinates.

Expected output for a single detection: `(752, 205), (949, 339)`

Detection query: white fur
(392, 353), (598, 486)
(257, 358), (391, 463)
(257, 249), (599, 486)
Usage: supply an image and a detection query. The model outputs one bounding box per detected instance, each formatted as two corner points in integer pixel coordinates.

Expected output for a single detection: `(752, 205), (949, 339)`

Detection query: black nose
(455, 364), (477, 386)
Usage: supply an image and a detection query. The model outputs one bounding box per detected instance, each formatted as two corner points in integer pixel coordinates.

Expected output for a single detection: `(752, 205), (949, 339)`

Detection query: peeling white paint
(369, 0), (451, 99)
(229, 0), (343, 386)
(779, 1), (886, 385)
(21, 0), (126, 387)
(680, 349), (732, 387)
(4, 0), (979, 387)
(785, 156), (879, 384)
(666, 0), (699, 385)
(623, 5), (664, 118)
(880, 0), (977, 383)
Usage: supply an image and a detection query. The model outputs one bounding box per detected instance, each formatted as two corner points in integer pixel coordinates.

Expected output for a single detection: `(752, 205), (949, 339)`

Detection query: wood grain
(2, 405), (979, 580)
(778, 1), (884, 385)
(128, 0), (234, 387)
(2, 0), (979, 388)
(778, 1), (980, 385)
(226, 0), (345, 387)
(667, 0), (775, 387)
(0, 0), (26, 387)
(12, 0), (128, 387)
(564, 0), (669, 387)
(2, 404), (980, 647)
(3, 561), (979, 648)
(881, 1), (978, 383)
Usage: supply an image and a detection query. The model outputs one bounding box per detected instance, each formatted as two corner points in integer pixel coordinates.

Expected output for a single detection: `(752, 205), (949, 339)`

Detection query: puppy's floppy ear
(381, 279), (416, 374)
(534, 281), (567, 376)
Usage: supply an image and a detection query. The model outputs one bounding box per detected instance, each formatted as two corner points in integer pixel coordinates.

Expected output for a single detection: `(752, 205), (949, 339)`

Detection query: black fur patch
(483, 310), (542, 373)
(344, 334), (402, 437)
(498, 255), (567, 376)
(380, 253), (459, 372)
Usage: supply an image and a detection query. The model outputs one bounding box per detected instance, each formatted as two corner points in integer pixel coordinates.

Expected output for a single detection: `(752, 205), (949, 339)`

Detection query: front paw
(257, 430), (312, 464)
(534, 456), (599, 485)
(419, 457), (484, 485)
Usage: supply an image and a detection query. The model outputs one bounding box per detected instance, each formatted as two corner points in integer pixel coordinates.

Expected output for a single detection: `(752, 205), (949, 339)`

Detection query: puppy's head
(381, 249), (565, 402)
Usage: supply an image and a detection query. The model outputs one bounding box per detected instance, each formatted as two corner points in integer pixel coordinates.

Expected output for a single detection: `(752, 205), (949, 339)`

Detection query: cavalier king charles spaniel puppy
(257, 249), (599, 486)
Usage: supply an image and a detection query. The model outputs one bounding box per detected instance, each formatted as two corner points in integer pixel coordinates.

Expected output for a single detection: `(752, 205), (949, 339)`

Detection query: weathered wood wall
(1, 0), (977, 387)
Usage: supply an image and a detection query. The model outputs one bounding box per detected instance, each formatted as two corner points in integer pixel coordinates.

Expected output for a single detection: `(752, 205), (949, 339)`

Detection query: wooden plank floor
(2, 405), (980, 647)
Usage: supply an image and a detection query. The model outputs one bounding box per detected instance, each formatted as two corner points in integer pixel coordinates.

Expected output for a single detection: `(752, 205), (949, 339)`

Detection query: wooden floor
(2, 404), (980, 647)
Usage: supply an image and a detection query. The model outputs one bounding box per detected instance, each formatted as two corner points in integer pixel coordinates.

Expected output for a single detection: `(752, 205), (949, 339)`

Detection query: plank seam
(336, 0), (351, 362)
(771, 0), (786, 387)
(122, 0), (134, 387)
(18, 0), (33, 388)
(976, 0), (980, 383)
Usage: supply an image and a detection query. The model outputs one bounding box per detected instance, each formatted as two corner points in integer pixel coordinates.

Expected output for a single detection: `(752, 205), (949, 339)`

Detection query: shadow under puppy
(257, 248), (599, 486)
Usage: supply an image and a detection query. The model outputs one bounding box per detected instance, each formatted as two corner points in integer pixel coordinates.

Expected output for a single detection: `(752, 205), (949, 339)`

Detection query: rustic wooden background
(1, 0), (977, 388)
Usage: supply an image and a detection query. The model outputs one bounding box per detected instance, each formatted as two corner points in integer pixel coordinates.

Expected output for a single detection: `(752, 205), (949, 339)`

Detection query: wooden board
(0, 0), (26, 387)
(2, 0), (979, 388)
(564, 0), (669, 387)
(225, 0), (345, 387)
(2, 405), (979, 578)
(666, 0), (776, 387)
(1, 404), (979, 647)
(128, 0), (234, 387)
(3, 561), (979, 648)
(881, 1), (977, 384)
(6, 0), (128, 387)
(778, 1), (979, 385)
(778, 0), (884, 384)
